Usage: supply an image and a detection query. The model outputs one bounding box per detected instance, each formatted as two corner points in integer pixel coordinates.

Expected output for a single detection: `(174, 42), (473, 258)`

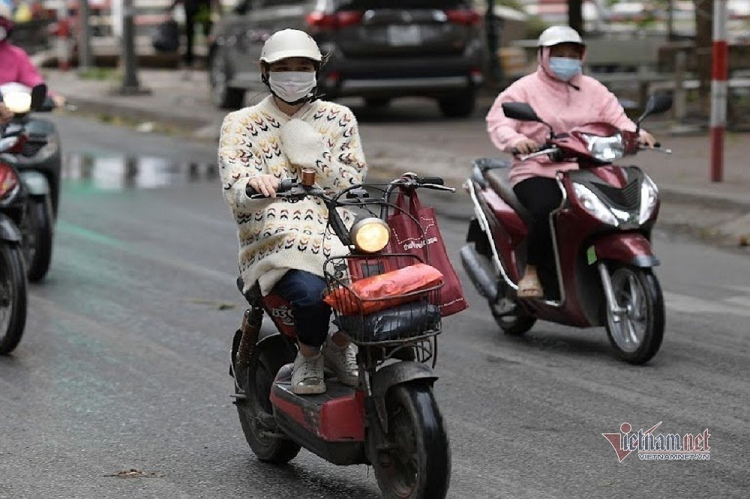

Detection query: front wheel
(604, 264), (665, 364)
(0, 244), (28, 355)
(437, 91), (475, 118)
(236, 345), (300, 463)
(368, 383), (451, 499)
(24, 197), (54, 282)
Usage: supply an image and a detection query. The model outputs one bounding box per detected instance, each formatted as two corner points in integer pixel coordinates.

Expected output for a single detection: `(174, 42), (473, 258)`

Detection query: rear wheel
(365, 97), (391, 109)
(23, 197), (54, 282)
(438, 91), (475, 118)
(368, 384), (451, 499)
(0, 244), (28, 355)
(604, 264), (665, 364)
(236, 346), (300, 463)
(209, 48), (245, 109)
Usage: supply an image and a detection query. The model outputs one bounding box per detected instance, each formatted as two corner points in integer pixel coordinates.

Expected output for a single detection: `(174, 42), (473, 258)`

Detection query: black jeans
(513, 177), (563, 267)
(184, 8), (212, 67)
(271, 270), (331, 349)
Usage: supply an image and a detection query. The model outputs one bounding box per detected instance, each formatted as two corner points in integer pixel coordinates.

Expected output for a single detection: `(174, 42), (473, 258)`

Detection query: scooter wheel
(491, 299), (536, 336)
(604, 264), (665, 365)
(368, 383), (451, 499)
(24, 197), (54, 283)
(0, 243), (28, 355)
(236, 348), (301, 463)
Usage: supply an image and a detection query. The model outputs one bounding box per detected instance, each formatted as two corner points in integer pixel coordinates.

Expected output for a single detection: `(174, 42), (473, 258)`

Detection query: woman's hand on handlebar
(513, 138), (539, 155)
(247, 175), (279, 198)
(639, 129), (656, 149)
(0, 104), (12, 125)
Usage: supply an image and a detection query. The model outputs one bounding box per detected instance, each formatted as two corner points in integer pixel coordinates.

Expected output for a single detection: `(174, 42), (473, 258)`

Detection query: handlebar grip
(510, 147), (520, 155)
(653, 142), (661, 148)
(419, 176), (444, 185)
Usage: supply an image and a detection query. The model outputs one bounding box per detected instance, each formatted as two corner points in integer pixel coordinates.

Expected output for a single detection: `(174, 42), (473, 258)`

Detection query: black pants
(513, 177), (563, 267)
(184, 9), (212, 67)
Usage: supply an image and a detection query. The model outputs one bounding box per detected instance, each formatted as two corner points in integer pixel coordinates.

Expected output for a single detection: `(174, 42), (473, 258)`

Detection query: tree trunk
(568, 0), (584, 35)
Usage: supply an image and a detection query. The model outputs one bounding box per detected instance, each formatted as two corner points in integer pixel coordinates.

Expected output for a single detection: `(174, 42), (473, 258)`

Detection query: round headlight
(3, 92), (31, 114)
(350, 217), (390, 253)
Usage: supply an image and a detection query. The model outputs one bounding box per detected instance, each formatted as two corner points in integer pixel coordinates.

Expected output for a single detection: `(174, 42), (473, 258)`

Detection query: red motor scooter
(461, 95), (672, 364)
(229, 172), (454, 498)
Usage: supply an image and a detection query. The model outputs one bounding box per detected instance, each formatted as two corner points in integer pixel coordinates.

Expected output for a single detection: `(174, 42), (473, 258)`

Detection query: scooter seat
(482, 163), (533, 225)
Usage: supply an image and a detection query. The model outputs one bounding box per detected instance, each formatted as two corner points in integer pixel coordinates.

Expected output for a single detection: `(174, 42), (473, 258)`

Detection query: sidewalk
(41, 67), (750, 248)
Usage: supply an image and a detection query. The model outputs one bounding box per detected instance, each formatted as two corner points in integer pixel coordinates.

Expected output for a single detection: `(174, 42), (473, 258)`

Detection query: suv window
(336, 0), (469, 8)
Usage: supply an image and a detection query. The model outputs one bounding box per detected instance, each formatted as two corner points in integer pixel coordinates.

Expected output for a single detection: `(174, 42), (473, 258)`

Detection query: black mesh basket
(324, 254), (443, 346)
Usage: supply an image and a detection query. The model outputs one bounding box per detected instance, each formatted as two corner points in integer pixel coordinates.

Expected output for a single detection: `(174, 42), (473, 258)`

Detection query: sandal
(517, 274), (544, 299)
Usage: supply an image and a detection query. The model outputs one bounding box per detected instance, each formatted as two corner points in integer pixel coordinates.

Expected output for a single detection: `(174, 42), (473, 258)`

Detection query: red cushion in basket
(324, 263), (443, 316)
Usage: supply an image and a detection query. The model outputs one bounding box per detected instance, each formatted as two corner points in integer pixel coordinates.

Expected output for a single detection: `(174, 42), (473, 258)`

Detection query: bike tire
(604, 264), (665, 365)
(236, 347), (301, 464)
(26, 198), (54, 283)
(0, 243), (28, 355)
(368, 383), (451, 499)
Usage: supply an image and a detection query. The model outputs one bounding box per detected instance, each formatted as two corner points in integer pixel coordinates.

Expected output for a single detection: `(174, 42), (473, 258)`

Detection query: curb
(63, 93), (750, 216)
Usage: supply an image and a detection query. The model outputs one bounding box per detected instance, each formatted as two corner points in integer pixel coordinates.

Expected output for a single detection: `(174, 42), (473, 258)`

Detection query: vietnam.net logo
(602, 422), (711, 462)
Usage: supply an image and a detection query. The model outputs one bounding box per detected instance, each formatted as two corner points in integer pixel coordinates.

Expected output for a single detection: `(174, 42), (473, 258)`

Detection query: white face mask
(268, 71), (316, 104)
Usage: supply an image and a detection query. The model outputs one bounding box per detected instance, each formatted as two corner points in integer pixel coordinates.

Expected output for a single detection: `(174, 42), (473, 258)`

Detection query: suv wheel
(365, 98), (391, 109)
(209, 48), (245, 110)
(438, 90), (476, 118)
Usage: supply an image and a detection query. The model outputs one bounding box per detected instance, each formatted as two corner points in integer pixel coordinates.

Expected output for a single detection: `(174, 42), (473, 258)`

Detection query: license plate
(387, 25), (421, 46)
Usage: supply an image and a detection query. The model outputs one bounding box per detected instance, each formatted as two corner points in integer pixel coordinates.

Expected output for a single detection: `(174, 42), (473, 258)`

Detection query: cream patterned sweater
(218, 96), (367, 295)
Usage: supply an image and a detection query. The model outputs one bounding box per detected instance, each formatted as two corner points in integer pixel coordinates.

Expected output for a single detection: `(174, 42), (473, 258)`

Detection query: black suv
(208, 0), (487, 117)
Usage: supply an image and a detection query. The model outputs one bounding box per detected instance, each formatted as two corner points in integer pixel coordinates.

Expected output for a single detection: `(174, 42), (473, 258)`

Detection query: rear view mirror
(31, 84), (48, 111)
(501, 102), (543, 122)
(636, 94), (672, 128)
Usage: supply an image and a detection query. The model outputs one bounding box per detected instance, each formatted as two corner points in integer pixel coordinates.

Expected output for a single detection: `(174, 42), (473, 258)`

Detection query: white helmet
(260, 29), (322, 64)
(537, 25), (585, 47)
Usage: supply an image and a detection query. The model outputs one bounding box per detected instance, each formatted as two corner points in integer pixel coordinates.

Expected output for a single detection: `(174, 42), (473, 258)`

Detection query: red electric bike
(461, 95), (672, 364)
(230, 172), (454, 498)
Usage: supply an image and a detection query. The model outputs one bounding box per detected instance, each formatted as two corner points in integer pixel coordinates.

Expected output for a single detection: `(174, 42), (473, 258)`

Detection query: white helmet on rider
(537, 25), (585, 48)
(260, 29), (322, 64)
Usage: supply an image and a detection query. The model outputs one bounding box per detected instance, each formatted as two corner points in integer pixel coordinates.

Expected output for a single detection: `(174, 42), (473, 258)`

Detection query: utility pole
(118, 0), (150, 95)
(710, 0), (728, 182)
(78, 0), (93, 70)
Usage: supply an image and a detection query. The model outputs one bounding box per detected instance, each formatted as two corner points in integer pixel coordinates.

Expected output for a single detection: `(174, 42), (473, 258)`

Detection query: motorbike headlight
(350, 217), (390, 253)
(3, 91), (31, 114)
(573, 183), (620, 226)
(639, 175), (659, 224)
(582, 133), (625, 161)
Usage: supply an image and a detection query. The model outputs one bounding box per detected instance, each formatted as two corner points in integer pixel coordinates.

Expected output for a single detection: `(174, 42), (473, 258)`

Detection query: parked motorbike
(461, 95), (672, 364)
(0, 126), (33, 354)
(230, 172), (454, 498)
(1, 83), (57, 282)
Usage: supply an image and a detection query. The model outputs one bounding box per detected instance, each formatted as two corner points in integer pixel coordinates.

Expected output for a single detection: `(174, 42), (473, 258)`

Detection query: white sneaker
(323, 336), (359, 387)
(291, 351), (326, 395)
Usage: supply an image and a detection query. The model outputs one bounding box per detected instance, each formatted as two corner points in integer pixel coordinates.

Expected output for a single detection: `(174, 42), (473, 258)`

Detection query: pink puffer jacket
(486, 47), (638, 186)
(0, 41), (45, 88)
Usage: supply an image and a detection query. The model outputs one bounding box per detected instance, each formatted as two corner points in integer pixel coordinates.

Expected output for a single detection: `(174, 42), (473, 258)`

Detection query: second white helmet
(537, 25), (585, 48)
(260, 29), (322, 64)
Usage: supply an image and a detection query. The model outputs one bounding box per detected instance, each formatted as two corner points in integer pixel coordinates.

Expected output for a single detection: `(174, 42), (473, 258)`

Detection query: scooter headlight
(573, 183), (620, 227)
(350, 217), (390, 253)
(639, 175), (659, 224)
(582, 133), (625, 161)
(3, 91), (32, 114)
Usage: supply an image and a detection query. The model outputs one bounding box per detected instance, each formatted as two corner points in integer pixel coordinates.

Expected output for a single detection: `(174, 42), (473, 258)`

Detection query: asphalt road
(0, 115), (748, 499)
